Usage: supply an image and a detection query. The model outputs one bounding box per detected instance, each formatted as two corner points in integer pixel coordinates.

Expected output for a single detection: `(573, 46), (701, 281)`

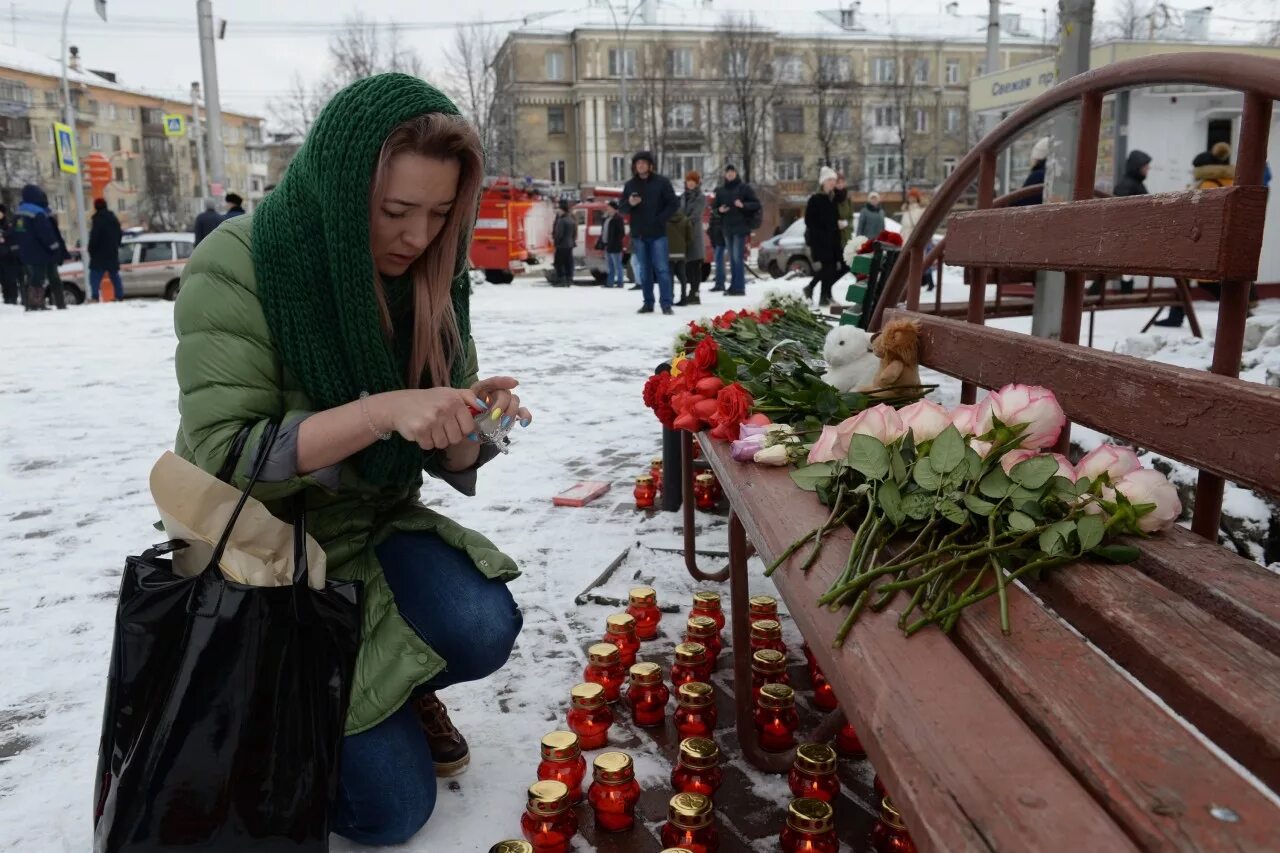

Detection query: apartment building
(493, 3), (1051, 209)
(0, 44), (265, 231)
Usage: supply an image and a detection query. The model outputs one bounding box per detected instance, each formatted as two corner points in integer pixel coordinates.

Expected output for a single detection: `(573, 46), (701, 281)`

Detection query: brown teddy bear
(859, 318), (922, 394)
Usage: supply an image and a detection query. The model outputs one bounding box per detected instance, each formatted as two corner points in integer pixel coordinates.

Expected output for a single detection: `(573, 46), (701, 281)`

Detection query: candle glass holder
(587, 752), (642, 833)
(626, 586), (661, 640)
(788, 743), (841, 803)
(673, 681), (717, 739)
(583, 642), (625, 703)
(521, 780), (578, 853)
(566, 683), (613, 750)
(780, 798), (838, 853)
(754, 684), (800, 753)
(537, 731), (587, 804)
(625, 662), (670, 727)
(670, 736), (723, 799)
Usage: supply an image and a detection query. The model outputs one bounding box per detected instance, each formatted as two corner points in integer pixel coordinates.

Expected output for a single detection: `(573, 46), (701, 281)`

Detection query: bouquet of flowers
(771, 385), (1182, 641)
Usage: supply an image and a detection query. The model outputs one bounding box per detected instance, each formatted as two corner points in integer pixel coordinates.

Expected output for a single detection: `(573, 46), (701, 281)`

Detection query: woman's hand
(371, 388), (481, 450)
(472, 376), (533, 430)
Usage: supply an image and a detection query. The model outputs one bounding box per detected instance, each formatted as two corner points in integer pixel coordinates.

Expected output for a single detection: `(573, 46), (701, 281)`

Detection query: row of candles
(634, 458), (722, 511)
(491, 588), (918, 853)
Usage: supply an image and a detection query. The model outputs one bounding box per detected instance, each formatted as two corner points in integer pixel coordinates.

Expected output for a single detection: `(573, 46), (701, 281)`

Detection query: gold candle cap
(750, 618), (782, 638)
(636, 474), (655, 485)
(686, 615), (717, 637)
(629, 586), (657, 605)
(526, 780), (570, 816)
(758, 683), (795, 709)
(592, 750), (635, 784)
(668, 792), (713, 828)
(794, 742), (838, 775)
(489, 841), (534, 853)
(677, 681), (715, 708)
(692, 590), (722, 607)
(882, 796), (906, 829)
(570, 682), (606, 708)
(651, 457), (664, 466)
(587, 642), (621, 665)
(787, 797), (834, 834)
(659, 849), (695, 853)
(748, 594), (778, 613)
(539, 730), (581, 762)
(752, 648), (786, 670)
(695, 472), (716, 485)
(677, 736), (720, 770)
(629, 661), (663, 684)
(606, 613), (637, 634)
(674, 642), (708, 664)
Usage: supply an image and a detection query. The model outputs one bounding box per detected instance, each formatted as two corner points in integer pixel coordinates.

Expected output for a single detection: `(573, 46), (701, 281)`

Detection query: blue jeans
(712, 243), (727, 288)
(725, 233), (747, 293)
(333, 532), (523, 846)
(632, 235), (673, 309)
(89, 268), (124, 300)
(607, 252), (625, 286)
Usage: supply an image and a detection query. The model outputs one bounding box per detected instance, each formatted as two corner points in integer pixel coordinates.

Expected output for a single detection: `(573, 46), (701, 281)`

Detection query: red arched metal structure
(870, 52), (1278, 541)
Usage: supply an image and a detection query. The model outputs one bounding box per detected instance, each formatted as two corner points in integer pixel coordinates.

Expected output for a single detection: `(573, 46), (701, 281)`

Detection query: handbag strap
(208, 420), (281, 571)
(291, 492), (310, 587)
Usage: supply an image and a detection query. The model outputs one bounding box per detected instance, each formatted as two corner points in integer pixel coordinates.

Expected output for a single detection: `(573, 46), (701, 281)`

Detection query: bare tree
(270, 73), (325, 139)
(809, 40), (862, 179)
(634, 38), (681, 171)
(442, 22), (502, 165)
(1106, 0), (1155, 39)
(715, 13), (780, 184)
(880, 40), (927, 200)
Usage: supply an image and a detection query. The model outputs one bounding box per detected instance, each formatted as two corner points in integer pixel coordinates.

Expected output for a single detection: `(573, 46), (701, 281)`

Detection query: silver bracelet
(358, 391), (392, 441)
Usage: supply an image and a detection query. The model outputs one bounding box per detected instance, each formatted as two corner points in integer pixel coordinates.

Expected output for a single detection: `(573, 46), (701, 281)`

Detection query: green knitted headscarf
(253, 74), (474, 488)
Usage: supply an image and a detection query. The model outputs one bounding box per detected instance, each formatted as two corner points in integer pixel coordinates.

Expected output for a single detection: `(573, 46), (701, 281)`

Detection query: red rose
(673, 412), (702, 432)
(708, 383), (754, 441)
(692, 336), (719, 374)
(877, 230), (904, 247)
(642, 372), (678, 428)
(695, 376), (724, 396)
(692, 397), (720, 421)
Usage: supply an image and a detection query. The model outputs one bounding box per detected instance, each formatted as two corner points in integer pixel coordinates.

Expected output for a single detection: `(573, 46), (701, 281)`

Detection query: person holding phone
(617, 150), (679, 314)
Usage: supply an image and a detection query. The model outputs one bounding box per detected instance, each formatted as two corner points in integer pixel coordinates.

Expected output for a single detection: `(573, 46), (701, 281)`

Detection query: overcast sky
(6, 0), (1270, 125)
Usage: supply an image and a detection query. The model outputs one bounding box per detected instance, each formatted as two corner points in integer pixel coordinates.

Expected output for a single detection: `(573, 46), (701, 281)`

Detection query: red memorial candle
(788, 743), (841, 804)
(604, 613), (640, 668)
(520, 780), (578, 853)
(670, 736), (723, 799)
(566, 682), (613, 750)
(625, 662), (670, 728)
(626, 586), (662, 640)
(754, 684), (800, 753)
(660, 792), (720, 853)
(673, 681), (717, 739)
(587, 751), (642, 833)
(671, 642), (712, 689)
(780, 798), (838, 853)
(583, 642), (625, 703)
(537, 731), (586, 804)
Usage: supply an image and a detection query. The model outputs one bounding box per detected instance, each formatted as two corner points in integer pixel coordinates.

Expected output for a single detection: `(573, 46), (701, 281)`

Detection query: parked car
(56, 232), (195, 303)
(757, 214), (901, 278)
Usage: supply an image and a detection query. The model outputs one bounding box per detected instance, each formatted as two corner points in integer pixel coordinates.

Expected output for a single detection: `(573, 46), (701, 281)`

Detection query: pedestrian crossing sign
(53, 122), (77, 174)
(163, 114), (185, 137)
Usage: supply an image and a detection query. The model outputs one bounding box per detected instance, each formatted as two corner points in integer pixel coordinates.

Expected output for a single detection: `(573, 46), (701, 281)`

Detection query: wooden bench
(678, 53), (1280, 851)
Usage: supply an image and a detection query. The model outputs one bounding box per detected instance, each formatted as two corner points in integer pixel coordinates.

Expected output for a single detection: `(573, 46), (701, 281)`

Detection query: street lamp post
(59, 0), (91, 257)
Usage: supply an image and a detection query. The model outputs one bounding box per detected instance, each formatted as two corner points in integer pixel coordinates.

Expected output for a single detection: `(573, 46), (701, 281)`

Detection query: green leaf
(748, 356), (772, 376)
(960, 447), (984, 480)
(979, 468), (1013, 500)
(1017, 501), (1045, 520)
(902, 492), (934, 520)
(942, 467), (969, 491)
(929, 426), (966, 475)
(1039, 528), (1065, 555)
(848, 435), (891, 481)
(963, 494), (997, 516)
(1077, 515), (1105, 551)
(1074, 476), (1093, 496)
(890, 449), (908, 485)
(1091, 544), (1141, 564)
(912, 461), (942, 491)
(878, 481), (906, 526)
(790, 462), (835, 492)
(939, 499), (967, 525)
(1009, 485), (1045, 504)
(1009, 455), (1060, 489)
(1007, 510), (1036, 532)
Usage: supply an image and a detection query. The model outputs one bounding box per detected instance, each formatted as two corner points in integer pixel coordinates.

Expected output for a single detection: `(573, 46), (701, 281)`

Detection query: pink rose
(1114, 469), (1182, 533)
(898, 400), (951, 442)
(845, 404), (907, 445)
(970, 439), (993, 458)
(982, 384), (1066, 450)
(950, 402), (988, 437)
(999, 448), (1038, 474)
(1048, 453), (1078, 482)
(807, 425), (843, 464)
(1075, 444), (1141, 484)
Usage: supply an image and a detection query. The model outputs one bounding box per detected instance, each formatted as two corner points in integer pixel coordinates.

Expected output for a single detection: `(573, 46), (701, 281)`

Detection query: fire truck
(470, 178), (555, 283)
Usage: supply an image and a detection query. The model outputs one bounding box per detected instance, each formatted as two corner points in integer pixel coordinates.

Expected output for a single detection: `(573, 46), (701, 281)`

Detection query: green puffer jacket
(173, 215), (519, 735)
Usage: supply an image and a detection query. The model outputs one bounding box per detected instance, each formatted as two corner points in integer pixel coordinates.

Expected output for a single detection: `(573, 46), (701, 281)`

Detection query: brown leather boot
(413, 691), (470, 777)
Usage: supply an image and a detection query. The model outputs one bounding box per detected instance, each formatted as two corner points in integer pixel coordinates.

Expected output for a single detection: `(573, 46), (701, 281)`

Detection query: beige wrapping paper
(150, 451), (326, 589)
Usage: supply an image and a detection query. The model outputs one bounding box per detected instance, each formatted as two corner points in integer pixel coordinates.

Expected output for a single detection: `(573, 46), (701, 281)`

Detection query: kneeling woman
(173, 75), (529, 845)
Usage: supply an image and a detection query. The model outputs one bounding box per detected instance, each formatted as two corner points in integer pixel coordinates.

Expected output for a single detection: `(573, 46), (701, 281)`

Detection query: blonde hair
(370, 113), (484, 389)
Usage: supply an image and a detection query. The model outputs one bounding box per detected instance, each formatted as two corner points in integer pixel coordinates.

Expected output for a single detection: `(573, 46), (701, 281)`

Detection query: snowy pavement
(0, 274), (1271, 850)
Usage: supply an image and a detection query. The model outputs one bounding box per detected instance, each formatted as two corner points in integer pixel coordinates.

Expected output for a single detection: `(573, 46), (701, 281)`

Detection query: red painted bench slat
(699, 438), (1138, 853)
(888, 310), (1280, 498)
(943, 187), (1268, 280)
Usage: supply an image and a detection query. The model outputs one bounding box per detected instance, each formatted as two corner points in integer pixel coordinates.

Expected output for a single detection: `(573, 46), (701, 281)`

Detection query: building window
(942, 156), (958, 177)
(610, 155), (627, 182)
(667, 48), (694, 78)
(90, 132), (103, 150)
(110, 134), (121, 151)
(545, 51), (565, 81)
(867, 147), (902, 183)
(945, 106), (962, 134)
(946, 59), (961, 85)
(823, 107), (852, 132)
(911, 157), (927, 180)
(720, 102), (742, 130)
(724, 49), (748, 78)
(819, 55), (851, 82)
(547, 106), (566, 135)
(775, 105), (804, 134)
(913, 58), (929, 84)
(114, 166), (124, 182)
(550, 160), (566, 183)
(131, 138), (140, 154)
(829, 157), (852, 178)
(872, 57), (897, 84)
(913, 108), (928, 134)
(776, 158), (805, 181)
(106, 102), (117, 120)
(44, 89), (57, 107)
(0, 79), (29, 104)
(668, 103), (695, 130)
(776, 54), (804, 84)
(608, 102), (638, 131)
(976, 61), (987, 77)
(873, 105), (899, 128)
(608, 47), (636, 78)
(665, 153), (705, 179)
(127, 106), (137, 121)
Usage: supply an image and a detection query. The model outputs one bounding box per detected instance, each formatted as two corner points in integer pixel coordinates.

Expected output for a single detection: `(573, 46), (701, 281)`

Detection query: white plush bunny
(822, 325), (879, 393)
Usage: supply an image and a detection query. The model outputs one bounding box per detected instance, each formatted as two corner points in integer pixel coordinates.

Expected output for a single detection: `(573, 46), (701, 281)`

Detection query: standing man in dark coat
(602, 200), (626, 288)
(551, 199), (576, 286)
(223, 192), (246, 218)
(804, 167), (843, 307)
(711, 163), (760, 296)
(88, 198), (125, 301)
(1113, 149), (1151, 197)
(193, 199), (222, 246)
(618, 150), (679, 314)
(0, 204), (22, 305)
(14, 184), (67, 310)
